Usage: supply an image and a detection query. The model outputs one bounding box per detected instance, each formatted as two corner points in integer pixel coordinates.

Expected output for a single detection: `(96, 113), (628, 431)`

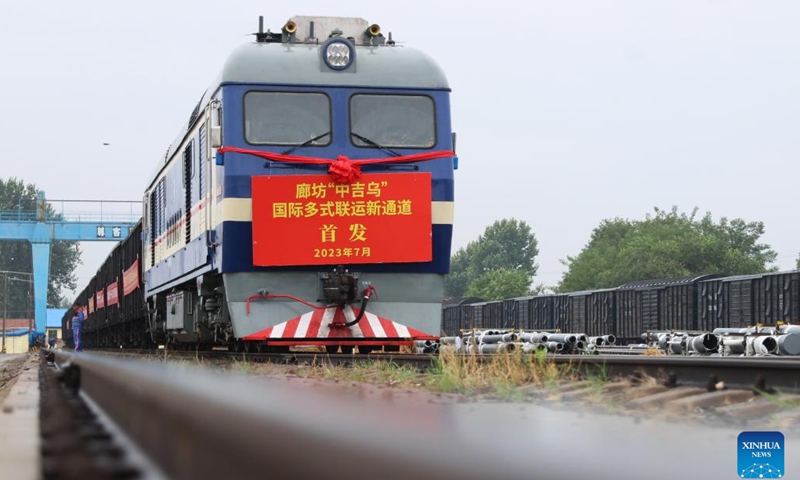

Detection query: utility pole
(26, 283), (31, 340)
(2, 272), (6, 353)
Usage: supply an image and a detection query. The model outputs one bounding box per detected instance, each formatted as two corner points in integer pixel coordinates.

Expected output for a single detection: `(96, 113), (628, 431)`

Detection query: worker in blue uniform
(70, 304), (85, 352)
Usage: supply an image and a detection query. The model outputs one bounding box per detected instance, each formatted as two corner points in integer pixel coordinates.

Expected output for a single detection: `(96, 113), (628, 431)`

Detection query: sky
(1, 0), (799, 299)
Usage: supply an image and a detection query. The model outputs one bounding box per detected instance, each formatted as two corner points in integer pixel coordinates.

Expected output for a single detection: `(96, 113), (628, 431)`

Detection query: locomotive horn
(283, 21), (297, 34)
(365, 24), (381, 37)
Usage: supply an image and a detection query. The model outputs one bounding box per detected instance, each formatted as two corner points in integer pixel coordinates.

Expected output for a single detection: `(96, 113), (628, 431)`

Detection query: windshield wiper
(280, 131), (331, 155)
(350, 132), (401, 157)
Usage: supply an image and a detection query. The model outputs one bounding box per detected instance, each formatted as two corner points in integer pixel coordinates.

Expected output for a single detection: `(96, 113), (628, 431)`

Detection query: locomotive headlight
(323, 38), (355, 70)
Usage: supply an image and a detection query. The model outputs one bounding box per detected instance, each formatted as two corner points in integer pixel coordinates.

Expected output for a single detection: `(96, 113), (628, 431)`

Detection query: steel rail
(52, 351), (541, 480)
(552, 355), (800, 393)
(89, 349), (437, 369)
(89, 349), (800, 393)
(51, 351), (789, 480)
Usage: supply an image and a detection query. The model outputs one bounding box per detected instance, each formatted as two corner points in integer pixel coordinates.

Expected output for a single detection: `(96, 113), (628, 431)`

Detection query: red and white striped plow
(242, 305), (438, 346)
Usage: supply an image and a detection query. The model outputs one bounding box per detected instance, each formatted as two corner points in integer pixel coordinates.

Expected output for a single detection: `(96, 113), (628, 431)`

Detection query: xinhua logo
(738, 431), (784, 478)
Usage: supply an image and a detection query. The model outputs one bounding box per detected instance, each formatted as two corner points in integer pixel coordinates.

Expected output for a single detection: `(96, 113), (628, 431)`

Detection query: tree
(558, 207), (777, 292)
(464, 269), (532, 300)
(445, 218), (539, 300)
(0, 178), (81, 313)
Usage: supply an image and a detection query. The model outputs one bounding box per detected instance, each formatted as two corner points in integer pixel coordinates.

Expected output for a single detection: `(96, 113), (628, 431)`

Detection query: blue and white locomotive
(142, 16), (456, 352)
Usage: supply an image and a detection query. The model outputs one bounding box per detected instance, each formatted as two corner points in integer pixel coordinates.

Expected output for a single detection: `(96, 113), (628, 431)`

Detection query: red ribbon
(218, 146), (455, 184)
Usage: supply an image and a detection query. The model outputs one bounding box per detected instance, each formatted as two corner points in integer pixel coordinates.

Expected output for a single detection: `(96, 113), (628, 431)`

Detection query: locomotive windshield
(350, 94), (436, 148)
(244, 92), (331, 146)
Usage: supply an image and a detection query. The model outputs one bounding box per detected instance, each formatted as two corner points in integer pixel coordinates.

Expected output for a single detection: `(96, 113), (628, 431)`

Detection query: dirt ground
(0, 353), (31, 405)
(264, 369), (468, 406)
(209, 359), (800, 431)
(94, 352), (800, 431)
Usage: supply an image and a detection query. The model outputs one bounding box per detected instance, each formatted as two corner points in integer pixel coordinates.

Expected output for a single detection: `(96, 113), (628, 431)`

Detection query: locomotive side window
(244, 92), (331, 146)
(350, 95), (436, 149)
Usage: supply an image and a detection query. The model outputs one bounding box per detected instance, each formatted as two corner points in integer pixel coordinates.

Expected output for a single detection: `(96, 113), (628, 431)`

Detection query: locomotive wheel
(357, 346), (373, 354)
(325, 345), (339, 354)
(340, 345), (354, 354)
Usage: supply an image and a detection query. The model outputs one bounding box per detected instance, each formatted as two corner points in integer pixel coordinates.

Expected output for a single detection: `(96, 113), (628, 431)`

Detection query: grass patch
(756, 389), (800, 410)
(305, 360), (425, 388)
(428, 348), (577, 397)
(298, 350), (578, 401)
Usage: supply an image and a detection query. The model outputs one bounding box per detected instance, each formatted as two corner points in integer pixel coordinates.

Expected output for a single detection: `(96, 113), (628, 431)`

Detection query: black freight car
(479, 301), (505, 330)
(553, 294), (571, 332)
(440, 295), (564, 335)
(441, 297), (484, 336)
(568, 289), (615, 337)
(699, 271), (800, 330)
(754, 270), (800, 325)
(440, 271), (798, 346)
(84, 275), (99, 341)
(95, 249), (113, 343)
(550, 290), (610, 335)
(112, 220), (147, 347)
(698, 274), (760, 331)
(441, 304), (461, 336)
(516, 295), (558, 331)
(616, 275), (717, 342)
(66, 221), (147, 349)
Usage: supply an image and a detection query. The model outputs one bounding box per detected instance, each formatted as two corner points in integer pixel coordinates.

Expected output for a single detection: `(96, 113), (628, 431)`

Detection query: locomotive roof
(218, 42), (450, 89)
(149, 36), (450, 189)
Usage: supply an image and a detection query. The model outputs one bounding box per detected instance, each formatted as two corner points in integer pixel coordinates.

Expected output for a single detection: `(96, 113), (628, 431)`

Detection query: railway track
(90, 348), (437, 369)
(552, 355), (800, 394)
(40, 350), (800, 479)
(91, 347), (800, 393)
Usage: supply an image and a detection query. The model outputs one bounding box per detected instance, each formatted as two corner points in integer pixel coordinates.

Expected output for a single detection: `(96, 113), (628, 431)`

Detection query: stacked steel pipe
(435, 329), (615, 355)
(641, 324), (800, 356)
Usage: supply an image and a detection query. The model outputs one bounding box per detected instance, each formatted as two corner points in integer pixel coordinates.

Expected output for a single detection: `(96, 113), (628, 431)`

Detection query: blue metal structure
(0, 191), (138, 347)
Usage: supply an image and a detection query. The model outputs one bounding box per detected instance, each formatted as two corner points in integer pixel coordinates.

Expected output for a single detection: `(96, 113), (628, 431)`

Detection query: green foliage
(0, 178), (81, 311)
(445, 218), (539, 300)
(465, 269), (532, 300)
(558, 207), (777, 292)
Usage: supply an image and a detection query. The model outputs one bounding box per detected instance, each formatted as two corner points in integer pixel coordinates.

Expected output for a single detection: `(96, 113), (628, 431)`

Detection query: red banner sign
(96, 289), (105, 310)
(252, 173), (432, 266)
(123, 259), (139, 296)
(106, 281), (119, 307)
(88, 297), (95, 314)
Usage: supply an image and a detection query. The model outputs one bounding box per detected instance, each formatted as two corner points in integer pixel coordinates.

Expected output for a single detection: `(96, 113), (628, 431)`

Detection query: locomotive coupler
(321, 266), (358, 307)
